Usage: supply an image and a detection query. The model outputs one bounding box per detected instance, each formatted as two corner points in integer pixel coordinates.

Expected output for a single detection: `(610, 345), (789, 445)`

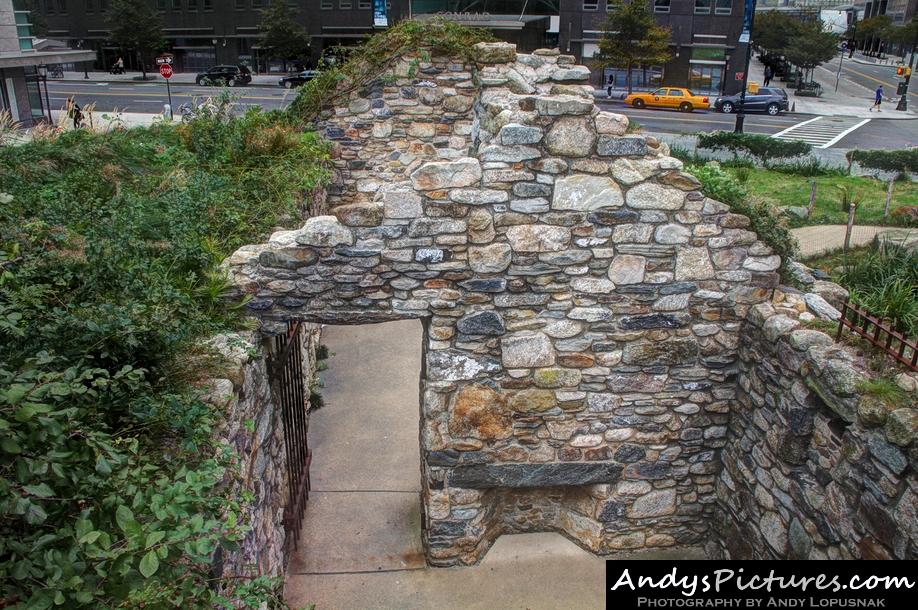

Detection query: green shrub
(838, 239), (918, 337)
(0, 107), (328, 608)
(697, 131), (811, 167)
(687, 162), (799, 268)
(289, 19), (494, 123)
(768, 158), (846, 177)
(846, 148), (918, 176)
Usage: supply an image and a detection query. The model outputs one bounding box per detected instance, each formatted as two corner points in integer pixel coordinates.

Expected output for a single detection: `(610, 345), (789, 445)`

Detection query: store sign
(692, 47), (725, 61)
(374, 0), (388, 27)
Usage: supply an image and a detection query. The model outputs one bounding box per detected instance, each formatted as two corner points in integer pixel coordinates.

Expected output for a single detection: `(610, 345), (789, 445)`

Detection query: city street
(45, 79), (297, 115)
(819, 55), (918, 106)
(596, 101), (917, 149)
(47, 78), (918, 151)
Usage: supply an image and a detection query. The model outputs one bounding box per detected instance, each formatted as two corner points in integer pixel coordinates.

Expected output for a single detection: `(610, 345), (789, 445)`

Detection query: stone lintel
(447, 462), (623, 489)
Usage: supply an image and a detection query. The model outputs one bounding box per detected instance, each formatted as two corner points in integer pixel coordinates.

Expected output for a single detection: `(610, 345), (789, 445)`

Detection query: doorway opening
(285, 319), (425, 575)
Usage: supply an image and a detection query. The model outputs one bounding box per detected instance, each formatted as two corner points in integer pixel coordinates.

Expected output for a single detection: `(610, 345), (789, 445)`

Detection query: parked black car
(714, 87), (789, 115)
(195, 65), (252, 87)
(278, 70), (320, 89)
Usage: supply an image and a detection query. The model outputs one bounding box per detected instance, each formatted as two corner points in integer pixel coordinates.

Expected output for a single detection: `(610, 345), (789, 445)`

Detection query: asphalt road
(822, 55), (918, 104)
(46, 80), (297, 115)
(596, 101), (917, 150)
(48, 78), (917, 150)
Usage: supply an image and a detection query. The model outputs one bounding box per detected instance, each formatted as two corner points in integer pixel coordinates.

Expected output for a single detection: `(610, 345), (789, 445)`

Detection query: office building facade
(32, 0), (747, 94)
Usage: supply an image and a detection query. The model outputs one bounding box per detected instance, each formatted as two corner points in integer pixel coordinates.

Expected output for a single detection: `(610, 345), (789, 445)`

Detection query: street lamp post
(36, 64), (52, 123)
(734, 0), (757, 134)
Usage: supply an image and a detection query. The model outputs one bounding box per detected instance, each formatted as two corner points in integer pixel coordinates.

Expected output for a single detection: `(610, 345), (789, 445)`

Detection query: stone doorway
(286, 320), (427, 575)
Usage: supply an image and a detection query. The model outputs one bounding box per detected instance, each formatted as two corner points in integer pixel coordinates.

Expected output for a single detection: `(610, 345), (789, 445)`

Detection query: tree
(593, 1), (672, 94)
(259, 0), (310, 69)
(107, 0), (164, 80)
(754, 11), (800, 56)
(23, 0), (48, 38)
(783, 24), (839, 82)
(855, 15), (893, 55)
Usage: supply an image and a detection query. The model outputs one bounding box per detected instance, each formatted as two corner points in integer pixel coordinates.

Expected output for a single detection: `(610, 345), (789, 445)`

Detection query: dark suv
(195, 65), (252, 87)
(713, 87), (789, 115)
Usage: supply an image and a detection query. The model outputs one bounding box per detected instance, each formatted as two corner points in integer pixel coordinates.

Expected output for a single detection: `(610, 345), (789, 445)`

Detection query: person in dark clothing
(68, 99), (83, 129)
(763, 65), (773, 87)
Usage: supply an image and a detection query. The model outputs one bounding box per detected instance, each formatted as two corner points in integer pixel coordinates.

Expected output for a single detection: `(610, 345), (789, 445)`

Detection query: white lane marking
(819, 118), (871, 149)
(770, 115), (823, 138)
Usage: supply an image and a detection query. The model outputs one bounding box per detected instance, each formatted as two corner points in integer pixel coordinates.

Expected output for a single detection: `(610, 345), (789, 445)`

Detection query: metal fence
(269, 321), (312, 551)
(836, 299), (918, 372)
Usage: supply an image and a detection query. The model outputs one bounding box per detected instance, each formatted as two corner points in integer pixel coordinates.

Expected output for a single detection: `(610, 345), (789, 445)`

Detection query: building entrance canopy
(411, 0), (560, 17)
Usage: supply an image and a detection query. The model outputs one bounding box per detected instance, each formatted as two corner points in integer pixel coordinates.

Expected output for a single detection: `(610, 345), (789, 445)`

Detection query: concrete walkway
(792, 225), (918, 258)
(284, 320), (702, 609)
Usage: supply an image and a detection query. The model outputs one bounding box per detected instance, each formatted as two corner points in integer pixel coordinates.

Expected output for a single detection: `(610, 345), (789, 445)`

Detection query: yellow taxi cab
(623, 87), (711, 112)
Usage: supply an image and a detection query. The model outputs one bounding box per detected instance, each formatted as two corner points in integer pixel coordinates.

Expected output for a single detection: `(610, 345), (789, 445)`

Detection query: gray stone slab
(448, 462), (623, 488)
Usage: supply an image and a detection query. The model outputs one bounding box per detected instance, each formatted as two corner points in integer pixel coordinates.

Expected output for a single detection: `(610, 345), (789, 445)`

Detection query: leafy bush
(686, 162), (799, 267)
(289, 18), (494, 123)
(0, 107), (328, 608)
(697, 131), (811, 167)
(890, 205), (918, 228)
(768, 158), (846, 177)
(838, 239), (918, 337)
(846, 148), (918, 176)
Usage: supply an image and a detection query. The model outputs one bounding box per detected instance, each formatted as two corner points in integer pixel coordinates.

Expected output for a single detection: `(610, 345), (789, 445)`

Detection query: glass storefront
(688, 65), (724, 95)
(602, 65), (664, 91)
(23, 68), (45, 122)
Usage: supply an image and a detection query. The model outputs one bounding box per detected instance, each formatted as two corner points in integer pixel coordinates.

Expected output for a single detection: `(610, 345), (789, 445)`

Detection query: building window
(188, 0), (196, 9)
(85, 0), (93, 11)
(155, 0), (164, 9)
(605, 0), (617, 10)
(235, 0), (244, 7)
(56, 0), (67, 12)
(715, 0), (732, 14)
(694, 0), (711, 14)
(653, 0), (670, 13)
(358, 0), (370, 7)
(171, 0), (180, 9)
(252, 0), (263, 7)
(320, 0), (332, 8)
(99, 0), (108, 10)
(582, 1), (598, 10)
(339, 0), (351, 8)
(203, 0), (211, 10)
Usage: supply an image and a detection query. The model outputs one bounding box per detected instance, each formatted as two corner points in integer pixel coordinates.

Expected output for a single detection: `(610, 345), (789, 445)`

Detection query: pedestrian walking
(763, 65), (773, 87)
(606, 74), (615, 98)
(68, 99), (83, 129)
(869, 85), (883, 112)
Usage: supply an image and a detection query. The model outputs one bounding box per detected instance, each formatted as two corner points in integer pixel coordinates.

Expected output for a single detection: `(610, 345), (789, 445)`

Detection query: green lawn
(739, 169), (918, 227)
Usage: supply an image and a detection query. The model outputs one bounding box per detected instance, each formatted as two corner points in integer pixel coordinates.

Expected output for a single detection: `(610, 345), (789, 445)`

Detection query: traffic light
(896, 66), (912, 77)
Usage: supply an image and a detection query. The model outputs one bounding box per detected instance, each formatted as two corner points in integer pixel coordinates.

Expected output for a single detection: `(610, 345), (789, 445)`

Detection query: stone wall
(225, 40), (788, 566)
(205, 319), (322, 579)
(711, 281), (918, 560)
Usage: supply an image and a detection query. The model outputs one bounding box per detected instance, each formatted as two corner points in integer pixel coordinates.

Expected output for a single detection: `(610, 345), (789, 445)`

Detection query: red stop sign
(159, 64), (173, 79)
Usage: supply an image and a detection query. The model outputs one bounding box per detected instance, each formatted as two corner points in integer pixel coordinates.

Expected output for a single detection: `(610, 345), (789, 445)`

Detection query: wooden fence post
(844, 201), (857, 253)
(807, 180), (817, 217)
(884, 178), (894, 220)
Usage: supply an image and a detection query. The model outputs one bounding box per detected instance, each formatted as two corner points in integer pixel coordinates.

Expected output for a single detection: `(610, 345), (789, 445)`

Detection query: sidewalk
(749, 55), (916, 120)
(58, 70), (285, 87)
(284, 320), (704, 610)
(792, 225), (918, 258)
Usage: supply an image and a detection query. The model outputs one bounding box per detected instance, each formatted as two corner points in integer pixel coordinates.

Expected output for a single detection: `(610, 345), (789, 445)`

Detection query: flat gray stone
(448, 463), (623, 489)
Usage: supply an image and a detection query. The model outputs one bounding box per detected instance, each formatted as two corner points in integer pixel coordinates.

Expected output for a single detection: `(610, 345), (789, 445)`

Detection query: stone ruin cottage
(215, 41), (917, 575)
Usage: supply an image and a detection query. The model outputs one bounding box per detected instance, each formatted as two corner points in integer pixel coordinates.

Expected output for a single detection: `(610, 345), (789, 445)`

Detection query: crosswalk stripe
(770, 116), (870, 149)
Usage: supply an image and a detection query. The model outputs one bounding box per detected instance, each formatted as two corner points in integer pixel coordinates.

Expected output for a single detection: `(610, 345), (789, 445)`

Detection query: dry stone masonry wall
(205, 327), (321, 579)
(712, 277), (918, 560)
(225, 41), (915, 564)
